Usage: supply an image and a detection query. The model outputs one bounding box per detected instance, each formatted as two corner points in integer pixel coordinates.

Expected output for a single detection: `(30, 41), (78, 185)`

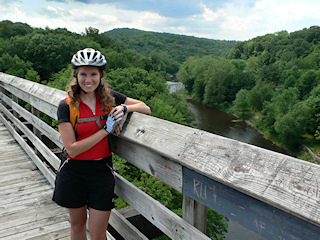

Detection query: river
(186, 98), (291, 240)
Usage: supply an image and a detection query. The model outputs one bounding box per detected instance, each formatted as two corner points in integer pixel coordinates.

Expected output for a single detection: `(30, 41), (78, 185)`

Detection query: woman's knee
(69, 206), (87, 229)
(88, 208), (110, 240)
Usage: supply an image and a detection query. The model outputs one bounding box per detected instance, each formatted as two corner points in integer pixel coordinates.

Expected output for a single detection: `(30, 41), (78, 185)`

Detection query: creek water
(186, 98), (291, 240)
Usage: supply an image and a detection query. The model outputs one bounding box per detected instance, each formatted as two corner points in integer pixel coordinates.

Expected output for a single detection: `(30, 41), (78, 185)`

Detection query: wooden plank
(0, 155), (34, 165)
(0, 200), (65, 225)
(182, 195), (207, 233)
(1, 177), (49, 196)
(0, 92), (63, 148)
(0, 161), (36, 174)
(0, 106), (56, 186)
(0, 72), (65, 119)
(109, 209), (148, 240)
(0, 175), (45, 192)
(114, 172), (210, 240)
(1, 185), (52, 206)
(0, 192), (55, 217)
(0, 103), (60, 171)
(110, 136), (182, 192)
(0, 213), (68, 238)
(0, 221), (71, 240)
(0, 171), (41, 186)
(26, 227), (70, 240)
(183, 167), (320, 240)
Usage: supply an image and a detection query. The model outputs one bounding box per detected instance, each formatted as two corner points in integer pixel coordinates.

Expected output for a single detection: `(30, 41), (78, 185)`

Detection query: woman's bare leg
(88, 208), (111, 240)
(69, 206), (88, 240)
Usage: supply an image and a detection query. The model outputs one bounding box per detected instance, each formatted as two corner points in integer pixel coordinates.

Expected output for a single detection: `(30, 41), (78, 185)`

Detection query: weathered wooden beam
(108, 209), (148, 240)
(183, 167), (320, 240)
(114, 172), (210, 240)
(0, 105), (56, 186)
(0, 92), (63, 148)
(110, 136), (182, 192)
(111, 206), (164, 239)
(182, 195), (207, 234)
(0, 73), (65, 119)
(31, 106), (41, 138)
(0, 102), (60, 175)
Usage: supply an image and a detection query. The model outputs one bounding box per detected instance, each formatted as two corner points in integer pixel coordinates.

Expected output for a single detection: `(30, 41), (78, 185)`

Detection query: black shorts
(52, 157), (115, 211)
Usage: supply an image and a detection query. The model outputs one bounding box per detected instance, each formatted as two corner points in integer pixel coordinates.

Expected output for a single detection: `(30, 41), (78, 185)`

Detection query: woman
(53, 48), (151, 240)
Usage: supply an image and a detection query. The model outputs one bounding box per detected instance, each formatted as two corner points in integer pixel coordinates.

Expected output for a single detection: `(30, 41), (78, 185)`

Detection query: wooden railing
(1, 72), (320, 240)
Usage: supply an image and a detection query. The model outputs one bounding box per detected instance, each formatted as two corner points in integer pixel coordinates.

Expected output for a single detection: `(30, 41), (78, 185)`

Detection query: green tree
(47, 66), (73, 90)
(106, 67), (167, 101)
(315, 126), (320, 140)
(85, 26), (114, 48)
(0, 20), (13, 38)
(295, 69), (320, 99)
(147, 97), (186, 124)
(261, 87), (300, 133)
(274, 101), (311, 147)
(0, 53), (39, 80)
(232, 89), (250, 117)
(104, 50), (131, 70)
(247, 80), (274, 112)
(204, 58), (235, 106)
(25, 69), (41, 83)
(305, 84), (320, 133)
(206, 209), (229, 240)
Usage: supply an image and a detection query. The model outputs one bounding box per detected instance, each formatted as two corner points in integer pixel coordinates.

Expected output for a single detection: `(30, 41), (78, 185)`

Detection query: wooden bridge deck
(0, 120), (71, 240)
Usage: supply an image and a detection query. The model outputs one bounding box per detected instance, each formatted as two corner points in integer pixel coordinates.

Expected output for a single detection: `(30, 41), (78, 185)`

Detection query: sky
(1, 0), (320, 41)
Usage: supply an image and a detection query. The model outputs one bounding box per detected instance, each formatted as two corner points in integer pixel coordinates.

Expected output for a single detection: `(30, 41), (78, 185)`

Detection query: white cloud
(186, 0), (320, 40)
(38, 6), (70, 18)
(0, 0), (319, 41)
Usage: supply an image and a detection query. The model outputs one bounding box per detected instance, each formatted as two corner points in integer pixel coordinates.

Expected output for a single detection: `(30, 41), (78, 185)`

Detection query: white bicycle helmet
(71, 48), (106, 68)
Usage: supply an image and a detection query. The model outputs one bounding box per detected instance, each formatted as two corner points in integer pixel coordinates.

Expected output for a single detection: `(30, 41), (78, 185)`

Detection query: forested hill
(178, 25), (320, 151)
(105, 28), (237, 73)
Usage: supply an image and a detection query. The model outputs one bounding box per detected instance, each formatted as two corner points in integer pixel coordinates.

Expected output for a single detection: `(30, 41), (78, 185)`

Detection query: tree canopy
(105, 28), (237, 74)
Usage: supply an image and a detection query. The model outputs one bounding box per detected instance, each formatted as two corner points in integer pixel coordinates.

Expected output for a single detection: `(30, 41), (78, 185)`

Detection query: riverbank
(186, 97), (290, 155)
(235, 112), (320, 163)
(185, 95), (320, 162)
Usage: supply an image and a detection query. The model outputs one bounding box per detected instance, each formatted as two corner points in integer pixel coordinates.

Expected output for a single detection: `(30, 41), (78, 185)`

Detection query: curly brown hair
(66, 67), (115, 113)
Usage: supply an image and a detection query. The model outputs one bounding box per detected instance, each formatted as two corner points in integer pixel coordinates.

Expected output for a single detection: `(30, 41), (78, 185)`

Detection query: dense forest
(177, 26), (320, 157)
(105, 28), (237, 74)
(0, 20), (231, 239)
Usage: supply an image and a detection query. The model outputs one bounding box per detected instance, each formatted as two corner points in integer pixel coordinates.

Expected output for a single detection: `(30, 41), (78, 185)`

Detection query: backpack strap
(77, 115), (107, 129)
(65, 96), (79, 132)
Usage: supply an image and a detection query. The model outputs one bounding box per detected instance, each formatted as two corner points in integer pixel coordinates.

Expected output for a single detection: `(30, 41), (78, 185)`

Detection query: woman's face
(77, 66), (100, 93)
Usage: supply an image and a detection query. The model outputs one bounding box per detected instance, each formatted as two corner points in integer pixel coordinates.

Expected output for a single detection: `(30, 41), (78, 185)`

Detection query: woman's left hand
(110, 106), (125, 135)
(111, 106), (124, 122)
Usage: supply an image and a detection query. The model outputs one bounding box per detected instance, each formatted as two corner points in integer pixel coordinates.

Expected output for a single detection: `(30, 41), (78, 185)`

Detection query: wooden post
(31, 106), (41, 155)
(12, 95), (19, 131)
(0, 86), (4, 105)
(31, 106), (41, 138)
(182, 195), (207, 234)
